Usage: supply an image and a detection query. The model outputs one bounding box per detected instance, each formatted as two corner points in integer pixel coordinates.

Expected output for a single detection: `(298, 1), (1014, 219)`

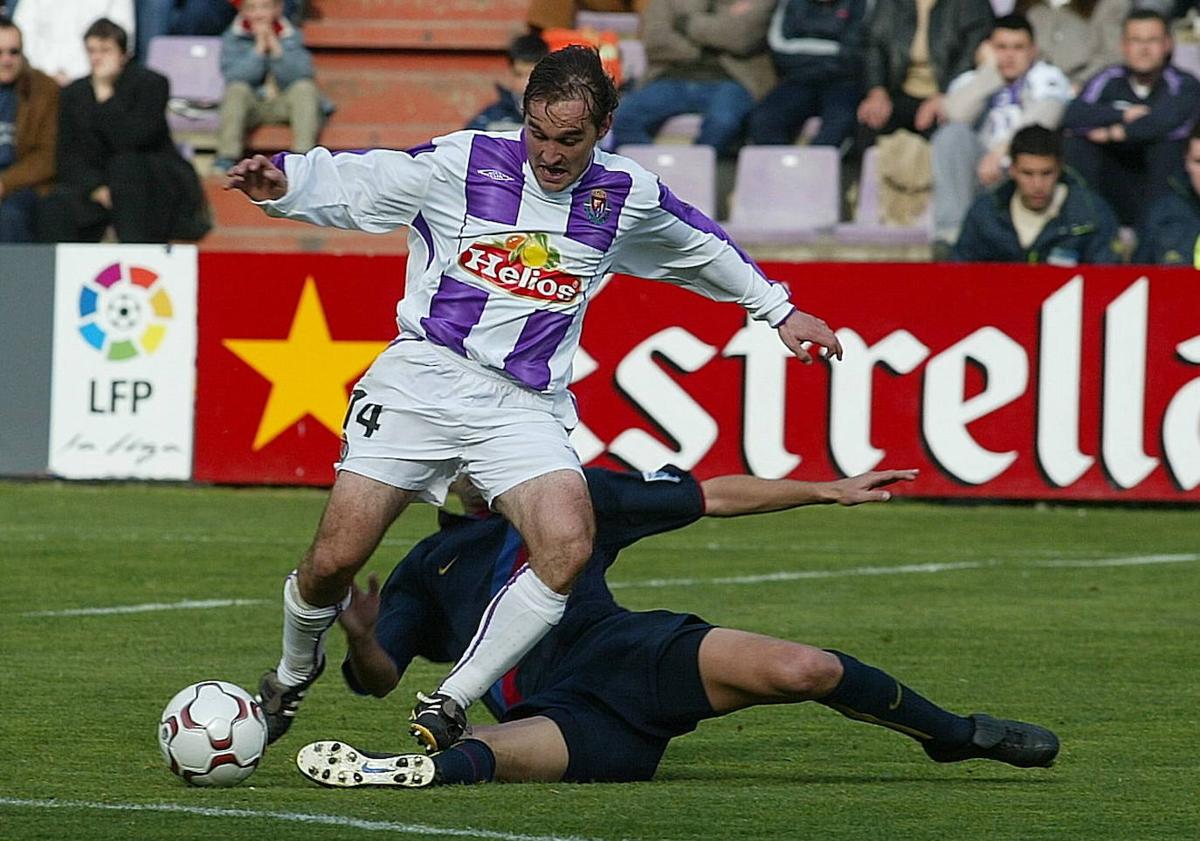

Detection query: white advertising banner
(48, 244), (198, 479)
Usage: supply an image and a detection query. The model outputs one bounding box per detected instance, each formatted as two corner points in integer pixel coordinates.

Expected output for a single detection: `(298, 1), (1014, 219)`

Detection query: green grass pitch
(1, 479), (1197, 840)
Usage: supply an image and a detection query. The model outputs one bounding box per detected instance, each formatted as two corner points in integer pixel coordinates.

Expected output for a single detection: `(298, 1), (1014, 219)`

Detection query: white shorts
(335, 339), (583, 506)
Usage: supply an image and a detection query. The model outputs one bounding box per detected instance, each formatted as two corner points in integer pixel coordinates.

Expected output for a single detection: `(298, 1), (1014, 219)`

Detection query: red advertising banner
(195, 255), (1200, 501)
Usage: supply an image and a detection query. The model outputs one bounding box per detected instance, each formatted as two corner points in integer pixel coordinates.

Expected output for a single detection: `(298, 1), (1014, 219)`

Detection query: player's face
(524, 98), (611, 192)
(1010, 152), (1061, 212)
(1185, 139), (1200, 196)
(0, 28), (23, 86)
(1122, 19), (1170, 76)
(992, 28), (1035, 82)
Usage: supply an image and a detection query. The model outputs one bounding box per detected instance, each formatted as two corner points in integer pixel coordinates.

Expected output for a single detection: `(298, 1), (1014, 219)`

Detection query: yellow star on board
(224, 277), (387, 451)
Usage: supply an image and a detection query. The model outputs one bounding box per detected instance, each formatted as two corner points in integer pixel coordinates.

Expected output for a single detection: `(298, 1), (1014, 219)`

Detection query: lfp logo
(77, 262), (173, 361)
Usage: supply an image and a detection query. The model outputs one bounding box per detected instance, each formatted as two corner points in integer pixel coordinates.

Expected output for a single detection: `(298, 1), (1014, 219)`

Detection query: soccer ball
(158, 680), (268, 786)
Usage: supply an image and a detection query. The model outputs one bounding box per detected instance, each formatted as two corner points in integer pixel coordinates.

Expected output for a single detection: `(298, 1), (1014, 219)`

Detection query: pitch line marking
(608, 553), (1200, 589)
(19, 554), (1198, 616)
(21, 598), (267, 618)
(0, 797), (609, 841)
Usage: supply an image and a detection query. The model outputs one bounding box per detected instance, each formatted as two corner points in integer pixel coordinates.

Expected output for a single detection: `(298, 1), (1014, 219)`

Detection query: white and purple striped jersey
(262, 130), (794, 396)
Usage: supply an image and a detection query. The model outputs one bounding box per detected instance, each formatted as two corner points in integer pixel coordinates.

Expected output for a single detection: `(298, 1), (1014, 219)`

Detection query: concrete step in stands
(302, 0), (528, 50)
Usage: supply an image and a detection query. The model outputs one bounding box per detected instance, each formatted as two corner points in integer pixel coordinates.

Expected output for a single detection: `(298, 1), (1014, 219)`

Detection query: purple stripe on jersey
(411, 212), (435, 270)
(657, 182), (766, 276)
(502, 308), (573, 391)
(465, 135), (526, 225)
(565, 163), (633, 252)
(1080, 66), (1125, 103)
(420, 275), (488, 356)
(270, 151), (288, 173)
(406, 141), (437, 157)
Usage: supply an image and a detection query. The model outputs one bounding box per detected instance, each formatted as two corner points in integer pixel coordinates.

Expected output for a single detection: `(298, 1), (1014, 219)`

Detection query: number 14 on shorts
(343, 388), (383, 439)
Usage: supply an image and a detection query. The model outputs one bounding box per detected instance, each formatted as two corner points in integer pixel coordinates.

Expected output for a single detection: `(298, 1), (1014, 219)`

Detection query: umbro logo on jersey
(477, 168), (515, 182)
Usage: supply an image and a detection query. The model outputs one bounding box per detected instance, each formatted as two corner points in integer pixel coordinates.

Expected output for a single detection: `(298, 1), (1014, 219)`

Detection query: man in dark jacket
(856, 0), (994, 137)
(37, 18), (208, 243)
(0, 14), (56, 242)
(1061, 9), (1200, 226)
(747, 0), (867, 147)
(1135, 122), (1200, 265)
(466, 33), (549, 132)
(953, 124), (1122, 264)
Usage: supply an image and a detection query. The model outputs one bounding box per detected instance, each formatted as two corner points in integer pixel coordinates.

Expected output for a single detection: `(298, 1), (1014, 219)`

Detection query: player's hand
(338, 573), (381, 641)
(1122, 104), (1150, 124)
(777, 309), (843, 364)
(830, 469), (919, 505)
(224, 154), (288, 201)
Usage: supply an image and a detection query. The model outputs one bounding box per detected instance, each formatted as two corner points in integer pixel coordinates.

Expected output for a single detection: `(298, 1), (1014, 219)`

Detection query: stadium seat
(834, 145), (932, 245)
(618, 144), (717, 217)
(656, 113), (703, 144)
(1173, 41), (1200, 78)
(574, 10), (641, 35)
(619, 39), (647, 86)
(722, 145), (840, 243)
(146, 36), (225, 136)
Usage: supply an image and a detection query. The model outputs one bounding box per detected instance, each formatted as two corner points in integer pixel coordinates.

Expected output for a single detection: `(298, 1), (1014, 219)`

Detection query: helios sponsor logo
(458, 233), (582, 304)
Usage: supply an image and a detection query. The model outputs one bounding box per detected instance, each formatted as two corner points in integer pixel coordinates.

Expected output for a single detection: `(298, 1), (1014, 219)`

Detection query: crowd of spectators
(0, 0), (321, 244)
(598, 0), (1200, 264)
(2, 0), (1199, 263)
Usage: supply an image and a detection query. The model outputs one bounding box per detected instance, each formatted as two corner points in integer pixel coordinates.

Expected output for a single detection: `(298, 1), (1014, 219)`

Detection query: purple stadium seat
(618, 144), (717, 217)
(656, 112), (703, 143)
(618, 38), (647, 85)
(574, 10), (641, 35)
(834, 145), (932, 244)
(722, 145), (840, 243)
(146, 36), (225, 135)
(1173, 42), (1200, 78)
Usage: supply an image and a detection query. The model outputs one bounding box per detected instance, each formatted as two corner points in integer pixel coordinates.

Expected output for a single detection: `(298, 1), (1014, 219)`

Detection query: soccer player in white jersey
(225, 46), (844, 753)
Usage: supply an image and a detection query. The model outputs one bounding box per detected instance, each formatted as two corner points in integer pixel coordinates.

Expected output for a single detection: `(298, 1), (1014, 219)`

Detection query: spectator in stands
(611, 0), (774, 155)
(931, 14), (1072, 253)
(528, 0), (648, 31)
(1015, 0), (1130, 91)
(746, 0), (868, 148)
(1061, 9), (1200, 226)
(1134, 121), (1200, 265)
(0, 14), (56, 242)
(953, 125), (1122, 263)
(37, 18), (208, 242)
(135, 1), (302, 65)
(467, 33), (549, 132)
(212, 0), (320, 172)
(13, 0), (135, 85)
(856, 0), (993, 139)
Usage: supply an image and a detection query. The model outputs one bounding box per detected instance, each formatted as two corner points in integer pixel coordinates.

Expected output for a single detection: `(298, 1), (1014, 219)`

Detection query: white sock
(275, 572), (350, 687)
(437, 565), (567, 707)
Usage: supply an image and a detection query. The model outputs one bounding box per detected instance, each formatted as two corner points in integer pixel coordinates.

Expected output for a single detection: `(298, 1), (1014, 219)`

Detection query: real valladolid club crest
(586, 188), (610, 224)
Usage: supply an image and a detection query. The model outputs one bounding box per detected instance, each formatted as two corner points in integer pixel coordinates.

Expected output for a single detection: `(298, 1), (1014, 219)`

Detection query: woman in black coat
(39, 17), (207, 243)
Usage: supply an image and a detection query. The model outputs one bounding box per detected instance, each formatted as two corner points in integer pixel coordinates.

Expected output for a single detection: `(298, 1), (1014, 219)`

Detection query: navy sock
(431, 738), (497, 785)
(818, 650), (974, 746)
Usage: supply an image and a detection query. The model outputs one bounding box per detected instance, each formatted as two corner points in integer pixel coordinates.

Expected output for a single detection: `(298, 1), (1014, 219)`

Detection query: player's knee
(301, 544), (361, 584)
(773, 647), (843, 699)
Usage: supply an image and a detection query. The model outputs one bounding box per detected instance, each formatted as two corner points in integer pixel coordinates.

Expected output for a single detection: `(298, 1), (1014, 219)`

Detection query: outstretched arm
(700, 469), (918, 516)
(339, 574), (400, 698)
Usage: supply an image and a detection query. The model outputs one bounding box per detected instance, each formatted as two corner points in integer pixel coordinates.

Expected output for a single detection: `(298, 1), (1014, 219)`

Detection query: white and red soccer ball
(158, 680), (267, 786)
